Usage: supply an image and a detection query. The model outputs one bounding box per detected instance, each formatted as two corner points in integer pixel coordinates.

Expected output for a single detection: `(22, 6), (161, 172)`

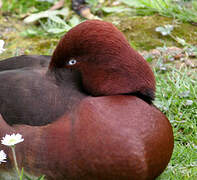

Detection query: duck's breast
(0, 95), (173, 180)
(16, 95), (173, 180)
(68, 95), (173, 180)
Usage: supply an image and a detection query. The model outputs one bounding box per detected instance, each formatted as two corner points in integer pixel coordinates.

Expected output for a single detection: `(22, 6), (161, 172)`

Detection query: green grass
(122, 0), (197, 23)
(2, 0), (197, 36)
(1, 0), (54, 14)
(154, 67), (197, 179)
(0, 0), (197, 179)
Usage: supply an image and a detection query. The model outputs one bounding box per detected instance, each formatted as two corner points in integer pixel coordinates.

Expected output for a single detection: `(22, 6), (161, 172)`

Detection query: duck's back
(0, 55), (50, 71)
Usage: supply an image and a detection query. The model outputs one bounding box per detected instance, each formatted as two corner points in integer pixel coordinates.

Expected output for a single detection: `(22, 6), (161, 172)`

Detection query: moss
(105, 14), (197, 50)
(0, 16), (58, 60)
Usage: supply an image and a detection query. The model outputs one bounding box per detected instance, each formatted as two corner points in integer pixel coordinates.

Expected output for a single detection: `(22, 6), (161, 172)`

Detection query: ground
(0, 0), (197, 179)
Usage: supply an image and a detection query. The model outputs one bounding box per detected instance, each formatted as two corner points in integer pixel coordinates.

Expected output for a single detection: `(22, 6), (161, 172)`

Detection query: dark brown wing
(0, 67), (85, 126)
(0, 55), (50, 71)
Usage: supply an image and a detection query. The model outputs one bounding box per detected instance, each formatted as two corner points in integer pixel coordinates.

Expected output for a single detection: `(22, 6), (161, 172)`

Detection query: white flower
(0, 40), (5, 54)
(155, 25), (174, 36)
(1, 133), (24, 147)
(0, 150), (7, 164)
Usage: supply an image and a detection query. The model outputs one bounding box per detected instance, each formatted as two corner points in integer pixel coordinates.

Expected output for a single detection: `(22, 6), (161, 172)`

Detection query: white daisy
(0, 150), (7, 164)
(1, 133), (24, 147)
(0, 40), (5, 54)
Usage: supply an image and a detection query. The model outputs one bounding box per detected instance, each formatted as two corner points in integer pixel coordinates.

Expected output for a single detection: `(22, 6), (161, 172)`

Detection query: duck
(0, 20), (174, 180)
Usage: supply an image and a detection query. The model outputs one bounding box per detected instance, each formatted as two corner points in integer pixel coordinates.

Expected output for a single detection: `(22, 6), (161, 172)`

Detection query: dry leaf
(80, 7), (100, 20)
(50, 0), (64, 10)
(184, 59), (196, 68)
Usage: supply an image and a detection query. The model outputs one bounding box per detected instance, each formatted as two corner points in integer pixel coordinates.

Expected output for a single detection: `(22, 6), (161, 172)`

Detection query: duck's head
(49, 20), (155, 103)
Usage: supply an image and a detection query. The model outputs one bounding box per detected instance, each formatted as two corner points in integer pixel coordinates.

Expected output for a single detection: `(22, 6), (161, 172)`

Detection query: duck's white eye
(68, 59), (77, 66)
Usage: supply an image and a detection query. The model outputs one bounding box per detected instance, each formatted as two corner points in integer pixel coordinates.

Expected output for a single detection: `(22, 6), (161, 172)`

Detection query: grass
(122, 0), (197, 23)
(1, 0), (54, 14)
(154, 67), (197, 179)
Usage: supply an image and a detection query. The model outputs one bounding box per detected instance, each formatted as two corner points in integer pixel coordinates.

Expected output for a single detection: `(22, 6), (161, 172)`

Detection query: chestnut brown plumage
(0, 20), (173, 180)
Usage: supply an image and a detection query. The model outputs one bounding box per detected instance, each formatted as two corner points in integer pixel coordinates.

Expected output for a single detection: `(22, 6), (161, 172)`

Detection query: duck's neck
(128, 91), (154, 104)
(80, 61), (155, 104)
(47, 65), (155, 104)
(46, 68), (64, 83)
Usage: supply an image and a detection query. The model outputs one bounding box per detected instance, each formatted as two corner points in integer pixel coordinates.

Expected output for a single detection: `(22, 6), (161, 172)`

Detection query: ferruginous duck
(0, 20), (174, 180)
